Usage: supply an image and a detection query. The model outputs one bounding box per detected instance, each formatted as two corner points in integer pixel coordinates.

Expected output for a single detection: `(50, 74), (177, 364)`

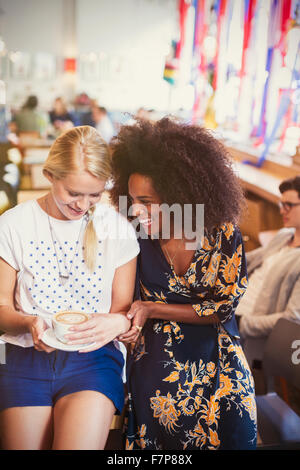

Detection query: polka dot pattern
(27, 238), (103, 315)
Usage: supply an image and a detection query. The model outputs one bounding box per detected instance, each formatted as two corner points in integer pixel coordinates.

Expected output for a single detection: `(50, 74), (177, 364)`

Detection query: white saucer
(42, 328), (95, 352)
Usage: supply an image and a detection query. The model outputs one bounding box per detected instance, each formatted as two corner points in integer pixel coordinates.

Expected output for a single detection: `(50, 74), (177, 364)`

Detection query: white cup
(52, 311), (90, 344)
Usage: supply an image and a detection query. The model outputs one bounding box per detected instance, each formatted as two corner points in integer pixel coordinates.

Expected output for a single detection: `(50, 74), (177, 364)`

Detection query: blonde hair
(43, 126), (111, 271)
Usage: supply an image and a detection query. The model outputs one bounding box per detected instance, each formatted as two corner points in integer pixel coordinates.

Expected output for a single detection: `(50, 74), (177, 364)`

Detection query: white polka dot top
(0, 199), (139, 347)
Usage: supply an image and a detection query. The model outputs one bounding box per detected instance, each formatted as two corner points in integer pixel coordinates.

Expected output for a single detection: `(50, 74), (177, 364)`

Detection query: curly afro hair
(110, 117), (245, 232)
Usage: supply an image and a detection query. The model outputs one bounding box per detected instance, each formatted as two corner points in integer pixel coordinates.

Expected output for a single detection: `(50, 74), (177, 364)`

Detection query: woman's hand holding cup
(64, 312), (130, 353)
(27, 316), (56, 353)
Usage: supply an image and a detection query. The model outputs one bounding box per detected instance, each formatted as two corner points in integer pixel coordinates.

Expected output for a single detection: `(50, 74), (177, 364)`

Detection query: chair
(256, 317), (300, 450)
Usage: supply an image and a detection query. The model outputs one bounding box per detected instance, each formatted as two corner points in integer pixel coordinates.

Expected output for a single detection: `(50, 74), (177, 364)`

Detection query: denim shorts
(0, 342), (125, 414)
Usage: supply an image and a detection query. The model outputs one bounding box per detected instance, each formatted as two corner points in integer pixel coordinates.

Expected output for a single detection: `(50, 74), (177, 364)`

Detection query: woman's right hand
(26, 316), (56, 353)
(118, 300), (153, 344)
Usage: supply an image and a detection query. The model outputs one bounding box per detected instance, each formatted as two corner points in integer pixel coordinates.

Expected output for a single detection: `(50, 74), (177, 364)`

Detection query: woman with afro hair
(110, 117), (257, 450)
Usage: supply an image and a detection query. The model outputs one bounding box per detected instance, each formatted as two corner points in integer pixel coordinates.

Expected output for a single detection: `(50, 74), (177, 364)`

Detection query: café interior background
(0, 0), (299, 246)
(0, 0), (298, 155)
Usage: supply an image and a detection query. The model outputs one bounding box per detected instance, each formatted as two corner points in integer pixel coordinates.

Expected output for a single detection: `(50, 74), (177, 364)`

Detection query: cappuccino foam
(54, 312), (88, 325)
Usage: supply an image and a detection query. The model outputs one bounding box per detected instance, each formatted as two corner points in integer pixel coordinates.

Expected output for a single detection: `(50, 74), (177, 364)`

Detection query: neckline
(154, 238), (199, 279)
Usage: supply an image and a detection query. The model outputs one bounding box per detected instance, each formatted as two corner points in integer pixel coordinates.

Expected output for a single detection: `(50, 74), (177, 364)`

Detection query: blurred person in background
(237, 176), (300, 353)
(49, 97), (74, 134)
(92, 106), (115, 144)
(73, 93), (95, 127)
(12, 95), (49, 137)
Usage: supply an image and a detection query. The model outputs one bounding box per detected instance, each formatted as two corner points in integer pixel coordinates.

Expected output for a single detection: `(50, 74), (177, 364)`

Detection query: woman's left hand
(64, 313), (130, 353)
(118, 300), (153, 344)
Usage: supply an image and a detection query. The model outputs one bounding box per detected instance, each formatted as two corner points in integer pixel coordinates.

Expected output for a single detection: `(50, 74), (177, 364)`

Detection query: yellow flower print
(207, 362), (216, 377)
(220, 222), (235, 240)
(200, 396), (220, 427)
(126, 438), (134, 450)
(219, 243), (242, 284)
(234, 344), (252, 371)
(241, 394), (257, 422)
(178, 396), (197, 415)
(201, 236), (213, 252)
(194, 392), (203, 408)
(214, 278), (234, 296)
(193, 302), (216, 317)
(184, 362), (202, 392)
(215, 274), (247, 298)
(207, 396), (220, 427)
(140, 282), (152, 299)
(202, 252), (221, 287)
(169, 277), (177, 288)
(139, 424), (146, 437)
(183, 420), (207, 449)
(137, 424), (147, 449)
(208, 428), (220, 449)
(163, 370), (180, 383)
(150, 390), (181, 434)
(216, 373), (234, 399)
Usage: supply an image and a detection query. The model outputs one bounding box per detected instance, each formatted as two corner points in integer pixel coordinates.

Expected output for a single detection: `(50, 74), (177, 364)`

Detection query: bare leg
(0, 407), (53, 450)
(52, 391), (115, 450)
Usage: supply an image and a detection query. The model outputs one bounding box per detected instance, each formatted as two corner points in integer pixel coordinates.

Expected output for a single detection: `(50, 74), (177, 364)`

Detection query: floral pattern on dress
(126, 223), (257, 450)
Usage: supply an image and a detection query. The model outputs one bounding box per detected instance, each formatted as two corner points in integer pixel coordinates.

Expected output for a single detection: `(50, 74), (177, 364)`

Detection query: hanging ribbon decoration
(277, 89), (293, 152)
(212, 0), (228, 91)
(163, 0), (190, 85)
(245, 41), (299, 168)
(176, 0), (190, 60)
(278, 0), (292, 64)
(277, 0), (297, 152)
(243, 0), (289, 167)
(254, 0), (282, 143)
(240, 0), (257, 79)
(191, 0), (208, 122)
(238, 0), (257, 108)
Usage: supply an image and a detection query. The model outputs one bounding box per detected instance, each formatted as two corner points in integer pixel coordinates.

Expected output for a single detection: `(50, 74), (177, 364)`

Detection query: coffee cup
(52, 311), (90, 344)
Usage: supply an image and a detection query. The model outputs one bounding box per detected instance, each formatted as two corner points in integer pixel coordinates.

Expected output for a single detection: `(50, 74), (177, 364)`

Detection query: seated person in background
(12, 95), (49, 136)
(49, 97), (74, 132)
(237, 176), (300, 343)
(72, 93), (95, 127)
(92, 106), (115, 144)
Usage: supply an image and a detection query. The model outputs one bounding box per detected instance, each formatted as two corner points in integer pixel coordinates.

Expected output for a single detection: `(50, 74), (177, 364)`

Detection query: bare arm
(109, 256), (137, 321)
(147, 302), (219, 324)
(0, 258), (32, 334)
(0, 258), (54, 352)
(118, 300), (219, 343)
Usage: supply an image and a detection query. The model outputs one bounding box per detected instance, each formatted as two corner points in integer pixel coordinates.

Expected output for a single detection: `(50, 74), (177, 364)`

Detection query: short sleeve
(94, 204), (140, 269)
(114, 220), (140, 268)
(0, 210), (22, 271)
(192, 224), (248, 324)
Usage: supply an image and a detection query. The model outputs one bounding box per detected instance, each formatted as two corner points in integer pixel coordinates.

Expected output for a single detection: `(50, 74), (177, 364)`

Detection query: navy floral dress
(125, 223), (257, 450)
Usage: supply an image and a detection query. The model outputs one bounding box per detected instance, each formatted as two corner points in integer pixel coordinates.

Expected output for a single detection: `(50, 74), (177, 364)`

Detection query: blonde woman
(0, 126), (139, 450)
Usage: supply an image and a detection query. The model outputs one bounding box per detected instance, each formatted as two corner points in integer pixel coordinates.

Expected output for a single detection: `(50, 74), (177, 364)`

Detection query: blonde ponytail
(43, 126), (111, 272)
(83, 207), (98, 272)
